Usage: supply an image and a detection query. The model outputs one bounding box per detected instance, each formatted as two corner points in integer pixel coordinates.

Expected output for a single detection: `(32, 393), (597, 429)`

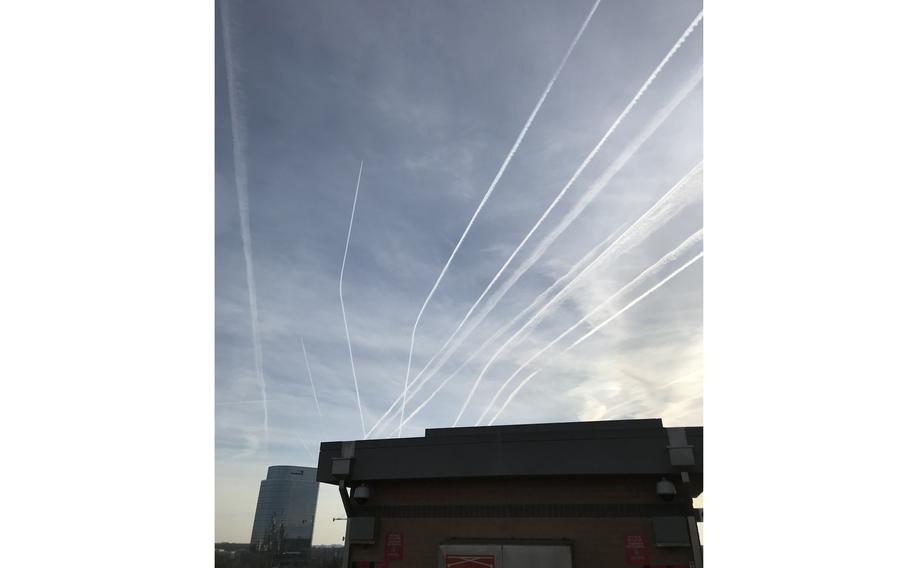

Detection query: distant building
(318, 419), (703, 568)
(249, 465), (319, 558)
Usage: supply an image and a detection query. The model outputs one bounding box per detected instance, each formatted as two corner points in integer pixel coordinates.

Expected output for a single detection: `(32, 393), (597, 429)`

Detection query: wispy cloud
(478, 229), (703, 425)
(489, 251), (704, 424)
(452, 162), (702, 425)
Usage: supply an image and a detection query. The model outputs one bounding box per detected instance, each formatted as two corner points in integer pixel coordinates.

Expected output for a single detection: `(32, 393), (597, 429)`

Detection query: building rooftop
(265, 465), (317, 480)
(316, 418), (702, 486)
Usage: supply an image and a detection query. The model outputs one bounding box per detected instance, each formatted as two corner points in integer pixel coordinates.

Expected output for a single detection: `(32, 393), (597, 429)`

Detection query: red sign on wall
(445, 555), (495, 568)
(385, 532), (404, 562)
(624, 533), (650, 565)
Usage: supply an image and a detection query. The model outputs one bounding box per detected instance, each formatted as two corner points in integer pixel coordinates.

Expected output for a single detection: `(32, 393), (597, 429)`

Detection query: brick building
(317, 419), (702, 568)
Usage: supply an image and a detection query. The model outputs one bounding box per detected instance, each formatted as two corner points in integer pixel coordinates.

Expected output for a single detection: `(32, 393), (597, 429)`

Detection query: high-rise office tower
(249, 465), (319, 554)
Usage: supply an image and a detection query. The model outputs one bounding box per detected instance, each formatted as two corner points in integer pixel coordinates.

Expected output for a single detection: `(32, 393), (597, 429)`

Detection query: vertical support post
(341, 519), (352, 568)
(339, 480), (353, 568)
(686, 513), (703, 568)
(679, 471), (702, 568)
(334, 441), (357, 568)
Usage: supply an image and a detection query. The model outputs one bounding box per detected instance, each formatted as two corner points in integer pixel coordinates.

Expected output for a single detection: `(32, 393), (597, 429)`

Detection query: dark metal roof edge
(426, 418), (665, 438)
(316, 420), (703, 484)
(320, 427), (697, 452)
(318, 470), (703, 484)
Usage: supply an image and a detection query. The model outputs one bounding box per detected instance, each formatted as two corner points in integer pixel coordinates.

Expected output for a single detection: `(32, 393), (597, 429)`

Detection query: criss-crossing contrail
(384, 226), (694, 434)
(452, 162), (703, 425)
(220, 0), (268, 448)
(443, 13), (704, 367)
(300, 337), (321, 417)
(476, 229), (704, 425)
(366, 222), (628, 438)
(396, 0), (604, 437)
(340, 161), (367, 438)
(488, 252), (704, 424)
(399, 62), (703, 417)
(378, 48), (703, 437)
(382, 163), (701, 432)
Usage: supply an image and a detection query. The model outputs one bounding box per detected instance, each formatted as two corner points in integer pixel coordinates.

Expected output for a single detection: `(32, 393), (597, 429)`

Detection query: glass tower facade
(249, 465), (319, 553)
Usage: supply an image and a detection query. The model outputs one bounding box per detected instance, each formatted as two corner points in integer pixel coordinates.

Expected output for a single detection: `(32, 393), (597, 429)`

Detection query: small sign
(624, 533), (650, 565)
(385, 532), (404, 562)
(445, 555), (495, 568)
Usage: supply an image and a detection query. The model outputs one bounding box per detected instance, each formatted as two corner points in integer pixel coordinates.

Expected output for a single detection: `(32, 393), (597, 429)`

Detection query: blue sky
(216, 0), (703, 544)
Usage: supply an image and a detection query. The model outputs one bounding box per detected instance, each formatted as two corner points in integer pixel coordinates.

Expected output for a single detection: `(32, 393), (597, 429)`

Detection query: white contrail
(220, 0), (268, 447)
(488, 252), (704, 424)
(340, 161), (367, 438)
(300, 337), (322, 417)
(300, 336), (328, 448)
(569, 252), (704, 348)
(400, 62), (703, 417)
(396, 0), (604, 437)
(487, 370), (540, 426)
(452, 162), (703, 425)
(476, 230), (704, 425)
(598, 372), (701, 417)
(366, 222), (628, 438)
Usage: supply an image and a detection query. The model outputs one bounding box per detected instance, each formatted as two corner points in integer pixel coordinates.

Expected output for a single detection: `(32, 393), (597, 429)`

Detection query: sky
(215, 0), (703, 545)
